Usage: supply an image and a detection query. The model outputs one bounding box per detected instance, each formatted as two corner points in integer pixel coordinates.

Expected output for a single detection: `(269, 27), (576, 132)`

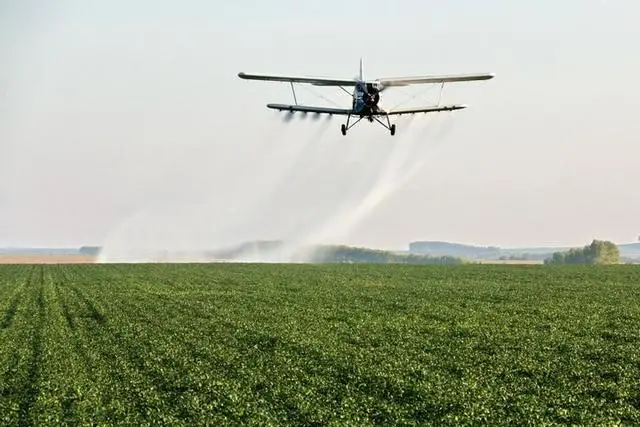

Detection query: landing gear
(340, 112), (396, 136)
(340, 113), (362, 136)
(370, 114), (396, 136)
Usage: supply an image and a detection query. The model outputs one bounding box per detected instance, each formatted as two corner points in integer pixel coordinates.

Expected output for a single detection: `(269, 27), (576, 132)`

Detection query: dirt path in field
(0, 255), (96, 264)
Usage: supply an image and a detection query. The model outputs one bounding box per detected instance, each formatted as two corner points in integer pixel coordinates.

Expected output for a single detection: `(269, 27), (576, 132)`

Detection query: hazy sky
(1, 0), (639, 251)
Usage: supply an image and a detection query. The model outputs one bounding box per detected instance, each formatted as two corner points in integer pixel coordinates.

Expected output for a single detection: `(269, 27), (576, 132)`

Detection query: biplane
(238, 59), (494, 135)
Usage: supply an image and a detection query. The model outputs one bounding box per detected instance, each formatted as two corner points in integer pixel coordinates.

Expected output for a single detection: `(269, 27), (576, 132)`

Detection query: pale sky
(1, 0), (639, 252)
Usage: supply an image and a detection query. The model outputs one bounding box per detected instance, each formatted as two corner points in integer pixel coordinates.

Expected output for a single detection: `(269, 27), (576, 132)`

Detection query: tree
(545, 239), (619, 265)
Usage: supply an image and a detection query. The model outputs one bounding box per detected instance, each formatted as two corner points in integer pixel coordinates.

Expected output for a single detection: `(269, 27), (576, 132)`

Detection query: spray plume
(98, 114), (456, 263)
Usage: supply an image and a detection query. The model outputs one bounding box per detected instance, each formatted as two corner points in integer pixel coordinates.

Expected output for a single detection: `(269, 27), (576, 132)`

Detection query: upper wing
(384, 104), (467, 116)
(267, 103), (352, 115)
(377, 73), (495, 87)
(238, 72), (357, 87)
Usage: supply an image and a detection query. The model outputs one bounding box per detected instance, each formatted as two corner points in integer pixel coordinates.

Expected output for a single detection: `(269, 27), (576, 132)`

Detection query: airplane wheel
(390, 124), (396, 136)
(341, 124), (347, 136)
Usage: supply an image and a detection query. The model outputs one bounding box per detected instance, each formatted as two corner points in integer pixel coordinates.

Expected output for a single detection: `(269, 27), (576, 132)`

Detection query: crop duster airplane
(238, 59), (494, 135)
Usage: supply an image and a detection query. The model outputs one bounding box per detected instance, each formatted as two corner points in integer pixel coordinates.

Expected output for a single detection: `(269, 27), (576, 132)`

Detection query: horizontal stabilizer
(267, 104), (352, 115)
(385, 105), (467, 116)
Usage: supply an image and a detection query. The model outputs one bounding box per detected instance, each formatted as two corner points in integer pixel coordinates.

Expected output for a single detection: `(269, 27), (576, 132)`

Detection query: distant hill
(78, 246), (102, 256)
(619, 243), (640, 257)
(409, 241), (640, 261)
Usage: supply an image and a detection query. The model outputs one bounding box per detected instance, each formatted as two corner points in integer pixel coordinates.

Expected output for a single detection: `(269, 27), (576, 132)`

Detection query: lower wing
(267, 104), (352, 115)
(266, 103), (465, 116)
(384, 104), (467, 116)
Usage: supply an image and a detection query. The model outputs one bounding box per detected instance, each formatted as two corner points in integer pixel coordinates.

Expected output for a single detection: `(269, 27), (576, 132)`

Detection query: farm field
(1, 264), (640, 425)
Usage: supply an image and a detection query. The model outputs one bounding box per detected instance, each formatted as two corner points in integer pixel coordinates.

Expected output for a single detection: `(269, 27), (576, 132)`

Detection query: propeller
(370, 80), (393, 93)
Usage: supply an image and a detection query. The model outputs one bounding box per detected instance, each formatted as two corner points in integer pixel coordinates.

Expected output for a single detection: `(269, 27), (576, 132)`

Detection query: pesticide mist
(98, 113), (456, 263)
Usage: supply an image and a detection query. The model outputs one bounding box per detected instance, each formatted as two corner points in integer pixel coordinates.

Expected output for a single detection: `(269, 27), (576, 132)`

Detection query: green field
(1, 264), (640, 425)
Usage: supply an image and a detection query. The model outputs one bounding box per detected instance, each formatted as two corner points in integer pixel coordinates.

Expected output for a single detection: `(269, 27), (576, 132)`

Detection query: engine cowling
(364, 84), (380, 107)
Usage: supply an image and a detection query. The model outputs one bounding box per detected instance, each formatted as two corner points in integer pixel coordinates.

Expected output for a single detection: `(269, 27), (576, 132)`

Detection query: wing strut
(338, 86), (352, 96)
(437, 82), (444, 106)
(345, 114), (365, 131)
(290, 82), (298, 105)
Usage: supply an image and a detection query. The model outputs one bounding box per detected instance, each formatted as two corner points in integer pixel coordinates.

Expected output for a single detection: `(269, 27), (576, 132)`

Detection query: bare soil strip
(0, 255), (96, 264)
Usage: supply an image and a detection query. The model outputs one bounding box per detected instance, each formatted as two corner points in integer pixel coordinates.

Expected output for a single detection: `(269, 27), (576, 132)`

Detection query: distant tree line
(498, 253), (540, 261)
(313, 245), (465, 265)
(409, 241), (501, 258)
(205, 241), (466, 264)
(544, 240), (620, 265)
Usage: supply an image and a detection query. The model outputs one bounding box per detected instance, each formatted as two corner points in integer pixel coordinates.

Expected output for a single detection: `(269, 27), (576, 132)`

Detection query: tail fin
(359, 57), (364, 81)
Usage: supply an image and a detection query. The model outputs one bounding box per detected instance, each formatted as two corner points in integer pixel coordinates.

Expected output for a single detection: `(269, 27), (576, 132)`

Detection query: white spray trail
(304, 115), (452, 249)
(98, 112), (457, 263)
(97, 118), (331, 263)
